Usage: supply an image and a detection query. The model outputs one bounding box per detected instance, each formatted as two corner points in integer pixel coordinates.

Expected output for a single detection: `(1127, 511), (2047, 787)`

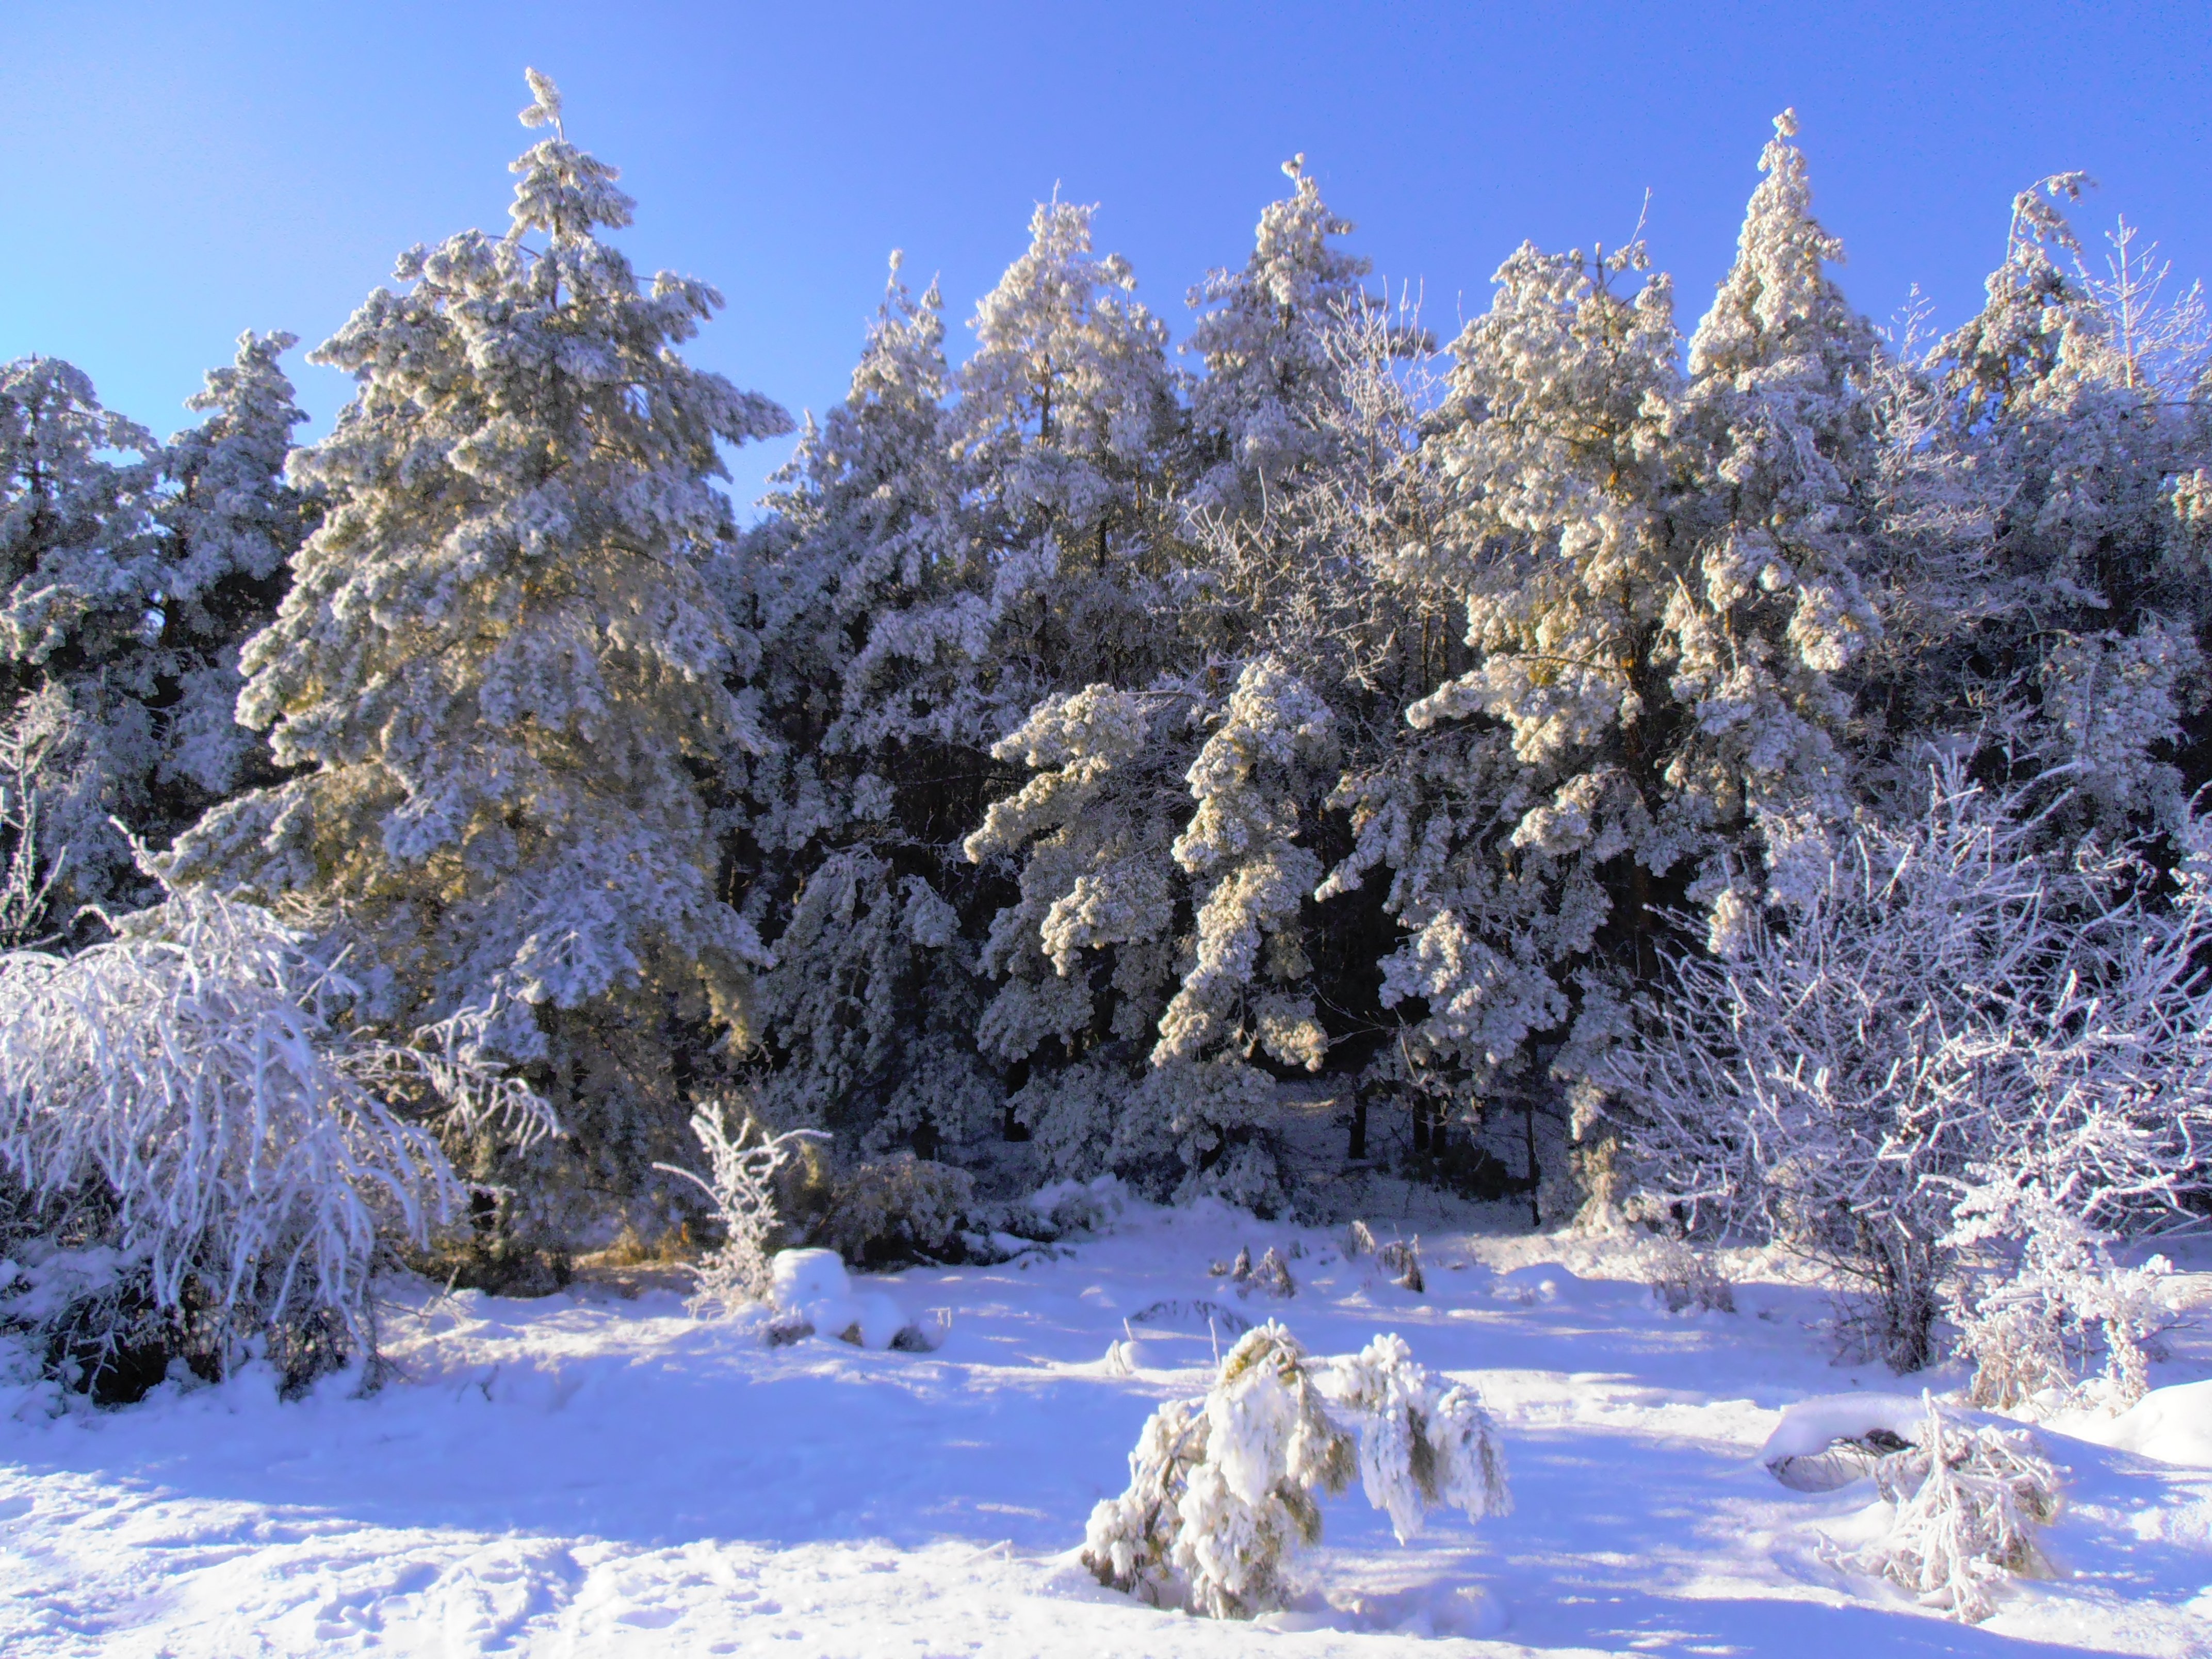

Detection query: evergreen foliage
(168, 73), (792, 1215)
(6, 82), (2208, 1371)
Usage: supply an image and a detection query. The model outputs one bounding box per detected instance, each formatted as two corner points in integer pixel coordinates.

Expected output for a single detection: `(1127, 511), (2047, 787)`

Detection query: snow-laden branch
(0, 886), (554, 1388)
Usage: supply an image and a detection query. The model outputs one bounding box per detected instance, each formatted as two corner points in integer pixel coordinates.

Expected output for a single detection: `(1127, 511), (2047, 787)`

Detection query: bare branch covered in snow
(656, 1107), (826, 1313)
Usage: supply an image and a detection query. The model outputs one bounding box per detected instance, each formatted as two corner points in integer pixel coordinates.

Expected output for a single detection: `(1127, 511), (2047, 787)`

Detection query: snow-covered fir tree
(965, 165), (1414, 1205)
(170, 72), (792, 1218)
(734, 261), (1005, 1159)
(1182, 155), (1375, 517)
(148, 331), (315, 841)
(1925, 174), (2212, 832)
(0, 356), (167, 917)
(0, 336), (308, 924)
(1329, 113), (1893, 1211)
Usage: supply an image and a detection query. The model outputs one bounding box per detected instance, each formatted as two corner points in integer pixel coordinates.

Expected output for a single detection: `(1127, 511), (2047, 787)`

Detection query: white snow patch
(2, 1205), (2210, 1655)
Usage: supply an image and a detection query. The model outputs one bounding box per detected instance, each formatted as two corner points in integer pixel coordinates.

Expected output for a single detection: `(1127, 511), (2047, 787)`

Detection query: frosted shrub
(1854, 1396), (2060, 1623)
(1375, 1236), (1424, 1294)
(810, 1154), (975, 1267)
(654, 1108), (824, 1313)
(1641, 1235), (1736, 1315)
(1951, 1183), (2174, 1413)
(0, 887), (550, 1395)
(1613, 762), (2212, 1371)
(1082, 1322), (1507, 1618)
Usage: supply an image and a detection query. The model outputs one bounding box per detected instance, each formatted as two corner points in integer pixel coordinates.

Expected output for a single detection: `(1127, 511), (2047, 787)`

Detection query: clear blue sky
(4, 2), (2205, 507)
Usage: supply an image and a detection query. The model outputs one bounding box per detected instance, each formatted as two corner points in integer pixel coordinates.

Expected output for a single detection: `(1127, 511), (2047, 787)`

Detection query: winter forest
(8, 62), (2212, 1653)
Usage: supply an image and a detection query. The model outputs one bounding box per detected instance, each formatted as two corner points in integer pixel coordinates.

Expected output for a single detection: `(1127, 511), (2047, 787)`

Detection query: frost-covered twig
(655, 1107), (825, 1313)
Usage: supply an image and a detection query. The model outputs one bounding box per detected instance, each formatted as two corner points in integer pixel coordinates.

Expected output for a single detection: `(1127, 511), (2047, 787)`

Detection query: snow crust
(5, 1203), (2212, 1655)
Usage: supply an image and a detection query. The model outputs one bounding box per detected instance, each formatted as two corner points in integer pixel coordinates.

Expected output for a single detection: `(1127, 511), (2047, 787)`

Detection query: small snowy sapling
(1082, 1321), (1507, 1618)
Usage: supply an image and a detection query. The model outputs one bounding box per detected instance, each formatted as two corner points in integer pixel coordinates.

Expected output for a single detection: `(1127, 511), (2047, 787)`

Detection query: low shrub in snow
(1852, 1395), (2061, 1623)
(1082, 1322), (1508, 1618)
(0, 888), (550, 1398)
(1210, 1243), (1296, 1298)
(1640, 1234), (1735, 1315)
(1950, 1185), (2175, 1414)
(1374, 1237), (1424, 1294)
(761, 1246), (923, 1349)
(810, 1153), (975, 1267)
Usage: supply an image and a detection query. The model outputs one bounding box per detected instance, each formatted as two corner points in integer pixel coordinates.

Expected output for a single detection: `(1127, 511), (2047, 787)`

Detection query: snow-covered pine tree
(736, 261), (1004, 1159)
(147, 331), (314, 845)
(1929, 174), (2212, 832)
(965, 167), (1405, 1202)
(1342, 113), (1887, 1213)
(1666, 107), (1881, 841)
(169, 72), (793, 1222)
(955, 194), (1185, 700)
(952, 196), (1206, 1184)
(1183, 155), (1375, 518)
(0, 357), (167, 917)
(0, 336), (305, 926)
(1355, 234), (1682, 1170)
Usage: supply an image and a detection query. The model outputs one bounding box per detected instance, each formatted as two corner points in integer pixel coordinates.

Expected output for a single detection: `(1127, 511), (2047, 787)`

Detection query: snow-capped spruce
(169, 73), (791, 1196)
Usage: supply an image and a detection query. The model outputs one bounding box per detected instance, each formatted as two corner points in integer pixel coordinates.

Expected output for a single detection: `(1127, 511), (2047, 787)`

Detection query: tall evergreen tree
(1931, 175), (2212, 829)
(966, 166), (1390, 1205)
(150, 331), (314, 841)
(171, 72), (792, 1213)
(737, 261), (1004, 1157)
(0, 337), (307, 922)
(0, 357), (165, 916)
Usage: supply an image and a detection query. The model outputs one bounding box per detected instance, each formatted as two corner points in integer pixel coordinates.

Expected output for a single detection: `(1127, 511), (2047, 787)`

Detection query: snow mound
(2076, 1378), (2212, 1468)
(768, 1247), (907, 1349)
(1760, 1393), (1932, 1463)
(1760, 1393), (1930, 1491)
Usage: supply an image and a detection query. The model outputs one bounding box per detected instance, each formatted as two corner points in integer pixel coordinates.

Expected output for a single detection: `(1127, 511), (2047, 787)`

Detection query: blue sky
(3, 3), (2205, 506)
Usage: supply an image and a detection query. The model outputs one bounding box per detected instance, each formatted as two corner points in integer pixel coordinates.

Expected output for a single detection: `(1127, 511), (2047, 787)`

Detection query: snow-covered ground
(4, 1198), (2211, 1657)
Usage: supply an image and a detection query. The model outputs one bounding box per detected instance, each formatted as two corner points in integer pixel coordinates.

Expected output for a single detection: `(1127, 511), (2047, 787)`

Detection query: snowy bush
(0, 886), (550, 1395)
(1949, 1182), (2175, 1413)
(810, 1154), (975, 1267)
(1641, 1234), (1736, 1315)
(1082, 1322), (1507, 1618)
(1374, 1237), (1424, 1294)
(1852, 1396), (2061, 1623)
(1611, 760), (2212, 1370)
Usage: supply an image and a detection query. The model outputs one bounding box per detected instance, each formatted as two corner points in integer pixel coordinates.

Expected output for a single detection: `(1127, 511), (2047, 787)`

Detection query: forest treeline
(5, 76), (2210, 1375)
